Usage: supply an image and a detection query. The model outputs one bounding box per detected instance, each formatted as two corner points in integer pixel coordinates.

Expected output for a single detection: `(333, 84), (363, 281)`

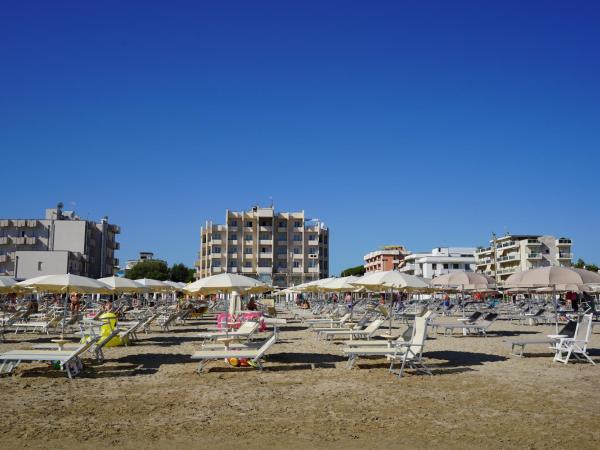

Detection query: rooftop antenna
(269, 196), (274, 208)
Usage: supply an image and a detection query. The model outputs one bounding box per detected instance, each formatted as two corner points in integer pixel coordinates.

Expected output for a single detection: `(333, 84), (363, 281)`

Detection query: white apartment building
(0, 204), (120, 280)
(196, 205), (329, 287)
(475, 234), (572, 284)
(398, 247), (476, 279)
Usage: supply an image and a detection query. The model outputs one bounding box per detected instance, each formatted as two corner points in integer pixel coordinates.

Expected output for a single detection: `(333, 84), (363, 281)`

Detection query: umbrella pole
(62, 290), (68, 339)
(388, 288), (393, 334)
(553, 285), (558, 333)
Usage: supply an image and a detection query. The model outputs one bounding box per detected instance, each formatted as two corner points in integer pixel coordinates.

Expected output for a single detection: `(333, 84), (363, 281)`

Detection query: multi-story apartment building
(363, 245), (409, 273)
(475, 234), (572, 284)
(0, 204), (120, 280)
(398, 247), (476, 279)
(196, 205), (329, 287)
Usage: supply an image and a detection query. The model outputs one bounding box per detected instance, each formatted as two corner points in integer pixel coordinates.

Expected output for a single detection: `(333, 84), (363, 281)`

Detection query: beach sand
(1, 315), (598, 449)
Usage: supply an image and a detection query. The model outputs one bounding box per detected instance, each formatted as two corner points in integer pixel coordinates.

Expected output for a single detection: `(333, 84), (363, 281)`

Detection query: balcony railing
(558, 253), (572, 259)
(557, 239), (572, 245)
(527, 253), (542, 259)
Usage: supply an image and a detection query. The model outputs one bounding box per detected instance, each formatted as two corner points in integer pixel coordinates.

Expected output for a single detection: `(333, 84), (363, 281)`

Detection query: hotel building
(398, 247), (477, 279)
(0, 204), (120, 280)
(363, 245), (409, 273)
(475, 234), (572, 284)
(196, 205), (329, 287)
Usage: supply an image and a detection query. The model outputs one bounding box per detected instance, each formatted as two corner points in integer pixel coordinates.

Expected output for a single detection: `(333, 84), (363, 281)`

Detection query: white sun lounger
(554, 313), (596, 365)
(191, 333), (278, 373)
(0, 336), (100, 378)
(319, 319), (384, 341)
(198, 321), (260, 342)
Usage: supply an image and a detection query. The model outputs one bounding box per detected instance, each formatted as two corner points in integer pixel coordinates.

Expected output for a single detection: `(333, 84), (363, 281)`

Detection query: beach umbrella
(183, 273), (270, 295)
(351, 271), (430, 333)
(431, 272), (496, 291)
(320, 276), (360, 292)
(18, 274), (113, 337)
(98, 276), (148, 293)
(134, 278), (171, 292)
(0, 276), (29, 293)
(505, 267), (600, 331)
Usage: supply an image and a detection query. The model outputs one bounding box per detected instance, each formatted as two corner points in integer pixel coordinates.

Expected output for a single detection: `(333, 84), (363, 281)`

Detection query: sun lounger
(0, 336), (100, 378)
(437, 313), (498, 337)
(343, 315), (431, 378)
(12, 314), (63, 334)
(554, 313), (596, 365)
(506, 320), (577, 357)
(319, 319), (385, 341)
(198, 320), (260, 342)
(191, 333), (278, 373)
(305, 313), (351, 328)
(31, 325), (121, 363)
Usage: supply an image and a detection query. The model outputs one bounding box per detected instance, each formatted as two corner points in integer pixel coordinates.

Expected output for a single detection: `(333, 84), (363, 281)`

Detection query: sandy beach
(1, 315), (598, 449)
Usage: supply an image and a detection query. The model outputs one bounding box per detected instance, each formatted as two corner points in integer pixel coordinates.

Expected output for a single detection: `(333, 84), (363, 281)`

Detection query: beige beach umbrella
(18, 274), (113, 337)
(183, 273), (270, 295)
(431, 272), (496, 291)
(98, 276), (148, 293)
(320, 276), (360, 292)
(0, 276), (30, 294)
(134, 278), (171, 292)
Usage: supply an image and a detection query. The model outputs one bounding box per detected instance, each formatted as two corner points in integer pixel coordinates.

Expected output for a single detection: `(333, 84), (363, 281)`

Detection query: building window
(277, 247), (286, 255)
(293, 247), (301, 254)
(294, 221), (301, 228)
(37, 261), (42, 271)
(244, 261), (251, 268)
(230, 233), (237, 241)
(213, 260), (221, 267)
(229, 247), (237, 254)
(228, 260), (237, 267)
(213, 232), (221, 240)
(309, 247), (317, 254)
(309, 234), (316, 241)
(308, 260), (317, 268)
(261, 247), (268, 253)
(213, 247), (221, 253)
(245, 221), (253, 227)
(443, 264), (449, 269)
(453, 264), (459, 269)
(229, 220), (238, 227)
(260, 233), (270, 240)
(432, 263), (437, 270)
(244, 248), (252, 254)
(278, 261), (287, 269)
(245, 234), (252, 241)
(293, 261), (301, 268)
(278, 233), (286, 241)
(293, 233), (302, 242)
(279, 221), (286, 227)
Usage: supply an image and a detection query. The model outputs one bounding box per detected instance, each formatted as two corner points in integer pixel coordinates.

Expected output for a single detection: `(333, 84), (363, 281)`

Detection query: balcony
(293, 253), (303, 259)
(0, 220), (11, 227)
(241, 267), (254, 273)
(558, 253), (572, 259)
(277, 240), (287, 245)
(525, 239), (541, 246)
(259, 239), (272, 245)
(209, 253), (222, 259)
(476, 258), (493, 266)
(26, 220), (38, 227)
(497, 241), (518, 250)
(292, 267), (303, 273)
(497, 254), (519, 263)
(556, 239), (572, 246)
(109, 225), (121, 234)
(259, 226), (273, 232)
(307, 240), (319, 246)
(476, 247), (492, 254)
(229, 240), (238, 245)
(497, 267), (518, 275)
(527, 253), (542, 260)
(257, 267), (272, 274)
(12, 237), (25, 245)
(259, 252), (273, 259)
(0, 237), (7, 245)
(277, 227), (287, 233)
(211, 239), (222, 245)
(25, 237), (37, 245)
(308, 267), (319, 273)
(15, 220), (26, 227)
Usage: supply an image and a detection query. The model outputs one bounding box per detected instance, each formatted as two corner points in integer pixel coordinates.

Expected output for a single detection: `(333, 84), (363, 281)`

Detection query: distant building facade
(475, 234), (572, 284)
(125, 251), (163, 270)
(399, 247), (476, 279)
(363, 245), (409, 273)
(196, 205), (329, 287)
(0, 204), (120, 280)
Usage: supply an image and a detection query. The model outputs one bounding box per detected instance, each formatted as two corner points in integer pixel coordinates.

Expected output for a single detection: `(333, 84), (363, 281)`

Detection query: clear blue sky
(1, 1), (599, 274)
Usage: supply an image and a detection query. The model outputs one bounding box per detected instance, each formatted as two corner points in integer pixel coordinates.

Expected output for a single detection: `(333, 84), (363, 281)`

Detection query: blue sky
(1, 1), (599, 274)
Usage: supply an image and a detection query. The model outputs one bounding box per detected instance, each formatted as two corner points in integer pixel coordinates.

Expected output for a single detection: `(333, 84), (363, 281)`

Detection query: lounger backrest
(69, 336), (101, 358)
(338, 313), (351, 324)
(236, 321), (259, 334)
(408, 316), (428, 357)
(254, 333), (278, 360)
(469, 312), (483, 322)
(364, 319), (384, 334)
(557, 320), (577, 338)
(574, 314), (593, 343)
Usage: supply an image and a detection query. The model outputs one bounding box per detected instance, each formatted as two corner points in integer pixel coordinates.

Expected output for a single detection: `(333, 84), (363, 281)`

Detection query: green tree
(341, 265), (366, 277)
(170, 263), (196, 283)
(125, 260), (170, 281)
(573, 258), (586, 269)
(584, 264), (599, 272)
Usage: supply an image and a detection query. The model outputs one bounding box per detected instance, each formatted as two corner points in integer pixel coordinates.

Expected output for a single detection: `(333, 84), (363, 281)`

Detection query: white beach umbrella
(183, 273), (270, 295)
(299, 277), (337, 293)
(350, 271), (430, 291)
(430, 271), (496, 291)
(320, 276), (361, 292)
(163, 280), (184, 291)
(18, 274), (113, 337)
(0, 276), (28, 293)
(98, 276), (148, 293)
(134, 278), (171, 292)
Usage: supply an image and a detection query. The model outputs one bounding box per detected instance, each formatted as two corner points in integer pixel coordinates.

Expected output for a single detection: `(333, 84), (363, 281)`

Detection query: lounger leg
(196, 360), (209, 374)
(347, 355), (357, 369)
